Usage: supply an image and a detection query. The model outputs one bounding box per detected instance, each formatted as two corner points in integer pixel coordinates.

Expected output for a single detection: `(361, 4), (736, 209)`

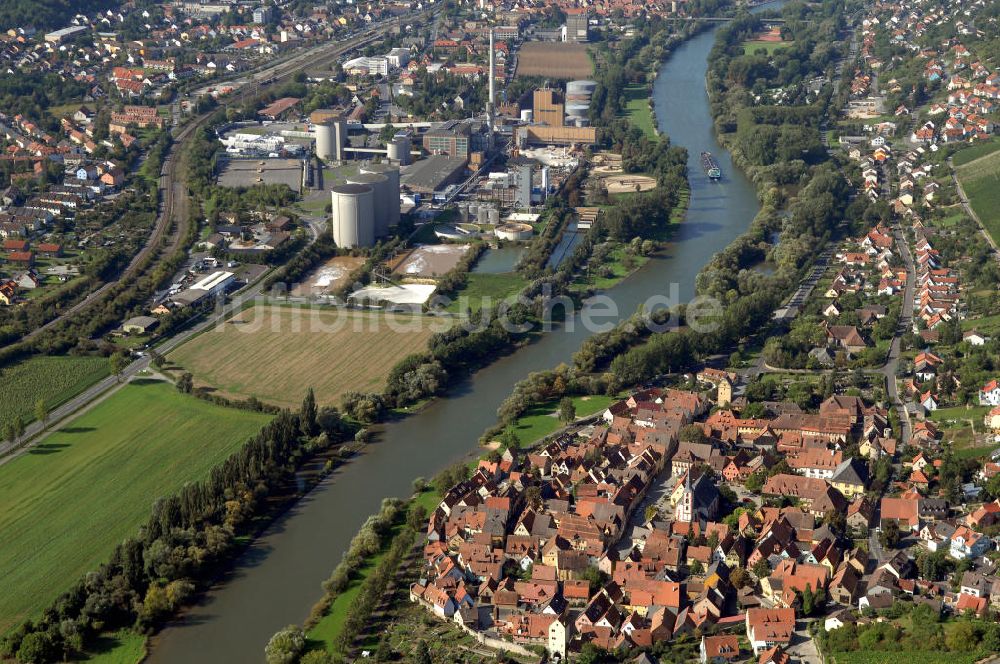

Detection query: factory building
(564, 9), (590, 42)
(514, 162), (533, 209)
(331, 184), (375, 248)
(533, 89), (565, 127)
(401, 155), (468, 195)
(422, 120), (489, 159)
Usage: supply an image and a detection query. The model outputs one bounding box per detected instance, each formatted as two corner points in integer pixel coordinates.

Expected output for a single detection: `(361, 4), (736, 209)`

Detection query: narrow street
(877, 219), (916, 445)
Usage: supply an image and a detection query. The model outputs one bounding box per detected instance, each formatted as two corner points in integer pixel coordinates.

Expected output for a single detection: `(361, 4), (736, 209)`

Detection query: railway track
(21, 13), (430, 344)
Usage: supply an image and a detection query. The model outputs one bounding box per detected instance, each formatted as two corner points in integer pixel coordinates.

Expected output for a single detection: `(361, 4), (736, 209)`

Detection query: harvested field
(603, 174), (658, 194)
(515, 42), (593, 79)
(169, 306), (445, 407)
(290, 255), (366, 296)
(389, 244), (469, 279)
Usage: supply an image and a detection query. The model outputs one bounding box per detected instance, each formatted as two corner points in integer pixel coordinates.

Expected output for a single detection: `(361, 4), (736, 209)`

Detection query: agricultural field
(956, 150), (1000, 245)
(169, 306), (445, 408)
(444, 273), (527, 314)
(0, 380), (270, 634)
(515, 42), (593, 79)
(0, 355), (110, 429)
(952, 137), (1000, 167)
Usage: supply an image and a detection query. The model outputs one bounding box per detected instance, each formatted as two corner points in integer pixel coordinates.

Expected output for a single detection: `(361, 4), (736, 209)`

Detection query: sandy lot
(290, 255), (366, 296)
(603, 174), (658, 194)
(390, 244), (470, 279)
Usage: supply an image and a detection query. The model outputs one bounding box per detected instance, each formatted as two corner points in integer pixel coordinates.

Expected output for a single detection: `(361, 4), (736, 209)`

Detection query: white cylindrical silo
(477, 205), (490, 225)
(520, 109), (533, 123)
(331, 184), (375, 248)
(315, 122), (335, 160)
(347, 172), (390, 238)
(360, 162), (400, 231)
(488, 207), (500, 225)
(387, 134), (411, 165)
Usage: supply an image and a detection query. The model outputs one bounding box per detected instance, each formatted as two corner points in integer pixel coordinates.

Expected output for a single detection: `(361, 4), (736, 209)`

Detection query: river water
(148, 17), (768, 664)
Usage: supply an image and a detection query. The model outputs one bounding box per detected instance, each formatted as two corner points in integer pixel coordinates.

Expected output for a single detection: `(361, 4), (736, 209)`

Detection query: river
(147, 14), (770, 663)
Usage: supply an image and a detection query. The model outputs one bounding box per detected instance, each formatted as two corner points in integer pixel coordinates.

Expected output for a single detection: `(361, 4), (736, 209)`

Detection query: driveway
(786, 623), (822, 664)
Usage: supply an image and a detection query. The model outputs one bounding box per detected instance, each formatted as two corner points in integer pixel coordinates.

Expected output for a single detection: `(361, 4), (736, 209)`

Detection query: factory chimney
(488, 28), (496, 131)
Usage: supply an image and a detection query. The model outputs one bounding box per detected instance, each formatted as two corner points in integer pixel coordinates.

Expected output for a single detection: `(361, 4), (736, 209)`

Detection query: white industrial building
(343, 56), (389, 76)
(386, 47), (411, 69)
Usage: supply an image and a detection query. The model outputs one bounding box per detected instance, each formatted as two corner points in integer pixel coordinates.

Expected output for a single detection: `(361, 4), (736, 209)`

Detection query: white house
(951, 526), (990, 560)
(980, 380), (1000, 406)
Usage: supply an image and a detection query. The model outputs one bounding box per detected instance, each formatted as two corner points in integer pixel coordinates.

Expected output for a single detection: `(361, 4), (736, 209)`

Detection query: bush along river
(146, 13), (776, 663)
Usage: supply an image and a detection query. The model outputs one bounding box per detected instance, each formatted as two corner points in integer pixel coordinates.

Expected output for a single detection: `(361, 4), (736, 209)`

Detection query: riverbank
(140, 18), (771, 664)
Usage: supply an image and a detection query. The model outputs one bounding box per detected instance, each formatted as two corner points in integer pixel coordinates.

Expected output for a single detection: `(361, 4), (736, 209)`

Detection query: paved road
(787, 622), (822, 664)
(877, 219), (915, 445)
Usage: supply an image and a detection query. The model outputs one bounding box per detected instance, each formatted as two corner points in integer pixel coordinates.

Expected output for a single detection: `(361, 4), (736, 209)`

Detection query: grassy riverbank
(305, 489), (440, 656)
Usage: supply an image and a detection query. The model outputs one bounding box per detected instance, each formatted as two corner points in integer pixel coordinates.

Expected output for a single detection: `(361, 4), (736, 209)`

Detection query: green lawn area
(444, 272), (527, 314)
(295, 196), (330, 216)
(929, 404), (989, 423)
(957, 151), (1000, 245)
(571, 244), (651, 292)
(742, 39), (794, 55)
(621, 83), (656, 138)
(510, 395), (617, 445)
(952, 137), (1000, 167)
(0, 355), (110, 430)
(82, 631), (148, 664)
(0, 380), (271, 634)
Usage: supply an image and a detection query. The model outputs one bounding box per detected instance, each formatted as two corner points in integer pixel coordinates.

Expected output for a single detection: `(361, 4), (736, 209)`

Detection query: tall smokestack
(488, 28), (495, 130)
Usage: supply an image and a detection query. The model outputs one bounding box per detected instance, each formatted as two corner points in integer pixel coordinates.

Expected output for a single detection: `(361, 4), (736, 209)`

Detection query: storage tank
(467, 203), (479, 223)
(520, 109), (533, 123)
(360, 163), (401, 231)
(347, 172), (390, 237)
(477, 205), (490, 225)
(566, 103), (590, 119)
(566, 80), (597, 96)
(387, 134), (411, 165)
(330, 184), (375, 248)
(315, 119), (346, 161)
(488, 207), (500, 225)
